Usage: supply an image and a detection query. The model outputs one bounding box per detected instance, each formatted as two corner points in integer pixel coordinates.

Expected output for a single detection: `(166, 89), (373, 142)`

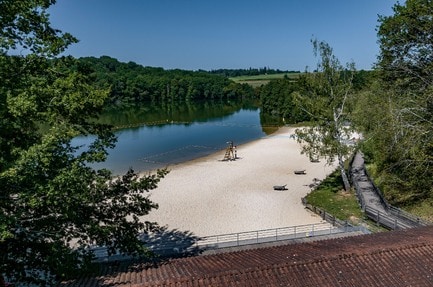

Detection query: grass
(404, 199), (433, 222)
(305, 169), (364, 225)
(365, 163), (433, 222)
(230, 73), (301, 87)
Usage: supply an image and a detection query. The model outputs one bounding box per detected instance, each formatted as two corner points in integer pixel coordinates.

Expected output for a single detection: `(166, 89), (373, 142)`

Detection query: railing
(197, 222), (348, 250)
(362, 166), (390, 209)
(351, 177), (366, 211)
(349, 151), (429, 229)
(364, 205), (410, 230)
(91, 221), (363, 262)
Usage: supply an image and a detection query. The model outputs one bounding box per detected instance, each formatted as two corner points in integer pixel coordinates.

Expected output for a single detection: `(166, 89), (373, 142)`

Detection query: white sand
(144, 127), (337, 237)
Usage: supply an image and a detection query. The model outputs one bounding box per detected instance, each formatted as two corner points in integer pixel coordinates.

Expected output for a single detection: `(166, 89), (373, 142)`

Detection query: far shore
(143, 126), (337, 237)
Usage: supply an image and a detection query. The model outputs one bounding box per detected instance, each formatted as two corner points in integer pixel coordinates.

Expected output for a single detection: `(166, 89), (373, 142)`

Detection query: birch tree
(294, 40), (356, 191)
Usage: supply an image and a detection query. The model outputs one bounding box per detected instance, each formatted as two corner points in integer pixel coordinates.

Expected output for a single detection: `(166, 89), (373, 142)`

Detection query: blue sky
(49, 1), (397, 71)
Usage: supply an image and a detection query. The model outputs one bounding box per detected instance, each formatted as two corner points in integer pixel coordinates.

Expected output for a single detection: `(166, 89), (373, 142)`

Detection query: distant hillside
(230, 72), (301, 88)
(74, 56), (256, 104)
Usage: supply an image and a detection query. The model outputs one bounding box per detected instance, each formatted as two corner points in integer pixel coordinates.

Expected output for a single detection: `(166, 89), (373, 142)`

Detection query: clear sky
(48, 0), (397, 71)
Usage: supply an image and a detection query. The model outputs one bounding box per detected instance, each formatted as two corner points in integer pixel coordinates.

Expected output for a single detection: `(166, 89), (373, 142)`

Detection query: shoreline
(143, 126), (337, 237)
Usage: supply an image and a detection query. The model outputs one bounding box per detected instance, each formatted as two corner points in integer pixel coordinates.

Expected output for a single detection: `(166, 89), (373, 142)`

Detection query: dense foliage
(75, 56), (255, 104)
(353, 0), (433, 207)
(257, 78), (309, 123)
(0, 1), (167, 285)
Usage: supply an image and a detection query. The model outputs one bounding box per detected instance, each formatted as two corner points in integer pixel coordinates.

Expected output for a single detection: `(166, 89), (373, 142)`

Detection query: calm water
(74, 101), (280, 174)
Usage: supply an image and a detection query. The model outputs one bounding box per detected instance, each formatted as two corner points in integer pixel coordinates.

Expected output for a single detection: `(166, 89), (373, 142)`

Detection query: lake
(74, 100), (281, 174)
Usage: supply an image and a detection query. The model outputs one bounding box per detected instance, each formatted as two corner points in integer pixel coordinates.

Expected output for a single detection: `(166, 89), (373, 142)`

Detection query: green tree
(359, 0), (433, 204)
(259, 78), (308, 123)
(0, 1), (167, 285)
(294, 40), (356, 191)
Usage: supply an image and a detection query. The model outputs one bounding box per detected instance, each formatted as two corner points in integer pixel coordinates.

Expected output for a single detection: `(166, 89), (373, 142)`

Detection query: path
(350, 151), (427, 229)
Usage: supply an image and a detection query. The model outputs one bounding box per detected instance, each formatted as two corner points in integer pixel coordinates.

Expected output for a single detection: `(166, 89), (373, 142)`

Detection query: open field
(230, 72), (301, 87)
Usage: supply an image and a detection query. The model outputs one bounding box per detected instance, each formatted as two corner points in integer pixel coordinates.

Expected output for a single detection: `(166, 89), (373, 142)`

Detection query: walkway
(350, 151), (428, 229)
(350, 152), (387, 212)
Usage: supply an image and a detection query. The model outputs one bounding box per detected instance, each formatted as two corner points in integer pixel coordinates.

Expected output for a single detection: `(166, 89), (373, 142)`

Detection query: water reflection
(77, 100), (283, 174)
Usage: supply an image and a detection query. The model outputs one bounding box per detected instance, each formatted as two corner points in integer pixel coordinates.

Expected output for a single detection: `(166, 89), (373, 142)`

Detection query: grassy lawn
(305, 170), (364, 225)
(404, 199), (433, 222)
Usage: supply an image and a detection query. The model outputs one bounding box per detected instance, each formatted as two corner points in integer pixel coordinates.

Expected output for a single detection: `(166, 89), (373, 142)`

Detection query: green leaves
(377, 0), (433, 90)
(0, 0), (78, 56)
(0, 1), (169, 285)
(354, 0), (433, 207)
(294, 40), (356, 191)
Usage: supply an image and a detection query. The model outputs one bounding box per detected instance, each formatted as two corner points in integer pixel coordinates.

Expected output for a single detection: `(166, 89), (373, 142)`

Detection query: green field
(230, 72), (301, 87)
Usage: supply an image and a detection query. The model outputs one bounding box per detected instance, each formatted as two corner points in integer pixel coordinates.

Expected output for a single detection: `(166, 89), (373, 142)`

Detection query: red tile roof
(64, 226), (433, 286)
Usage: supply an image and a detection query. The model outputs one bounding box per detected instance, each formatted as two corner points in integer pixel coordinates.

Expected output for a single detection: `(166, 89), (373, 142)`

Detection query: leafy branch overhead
(0, 0), (169, 285)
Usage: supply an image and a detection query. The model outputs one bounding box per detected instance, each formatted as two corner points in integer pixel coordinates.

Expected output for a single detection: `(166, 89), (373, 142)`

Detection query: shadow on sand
(63, 227), (201, 286)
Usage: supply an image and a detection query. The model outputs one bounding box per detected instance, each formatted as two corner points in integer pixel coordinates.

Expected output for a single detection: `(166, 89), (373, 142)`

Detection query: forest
(73, 56), (256, 104)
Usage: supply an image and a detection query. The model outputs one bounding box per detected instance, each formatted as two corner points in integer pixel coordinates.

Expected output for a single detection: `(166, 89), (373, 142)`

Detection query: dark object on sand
(294, 170), (306, 175)
(273, 184), (287, 190)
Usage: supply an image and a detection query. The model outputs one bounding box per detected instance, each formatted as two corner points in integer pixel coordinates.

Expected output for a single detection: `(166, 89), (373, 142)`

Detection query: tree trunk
(338, 155), (351, 191)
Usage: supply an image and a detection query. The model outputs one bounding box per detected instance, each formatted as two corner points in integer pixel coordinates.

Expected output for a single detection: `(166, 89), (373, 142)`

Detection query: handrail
(349, 151), (429, 229)
(91, 221), (363, 262)
(198, 222), (346, 248)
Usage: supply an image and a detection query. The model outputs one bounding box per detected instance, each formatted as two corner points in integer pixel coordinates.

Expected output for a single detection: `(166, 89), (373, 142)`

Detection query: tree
(359, 0), (433, 204)
(0, 1), (167, 285)
(294, 40), (356, 191)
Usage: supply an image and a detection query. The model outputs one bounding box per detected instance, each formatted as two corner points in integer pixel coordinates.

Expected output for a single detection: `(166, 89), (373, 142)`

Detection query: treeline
(208, 67), (300, 78)
(257, 78), (308, 123)
(74, 56), (255, 104)
(257, 70), (373, 124)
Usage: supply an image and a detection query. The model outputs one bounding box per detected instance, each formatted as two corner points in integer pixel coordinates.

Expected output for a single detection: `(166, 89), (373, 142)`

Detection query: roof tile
(64, 226), (433, 287)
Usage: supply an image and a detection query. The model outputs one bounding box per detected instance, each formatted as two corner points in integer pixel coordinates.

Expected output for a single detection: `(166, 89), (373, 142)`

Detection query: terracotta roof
(64, 226), (433, 286)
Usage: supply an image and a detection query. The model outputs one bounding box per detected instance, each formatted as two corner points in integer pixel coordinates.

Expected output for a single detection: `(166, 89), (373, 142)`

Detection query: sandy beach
(144, 126), (337, 237)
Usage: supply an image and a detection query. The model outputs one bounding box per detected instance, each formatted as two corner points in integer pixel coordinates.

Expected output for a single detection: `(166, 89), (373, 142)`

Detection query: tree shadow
(62, 227), (202, 286)
(139, 225), (202, 258)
